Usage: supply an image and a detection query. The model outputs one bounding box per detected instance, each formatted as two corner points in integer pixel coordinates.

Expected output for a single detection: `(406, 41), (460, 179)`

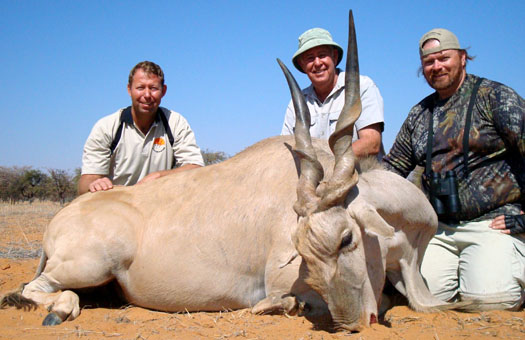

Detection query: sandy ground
(1, 202), (524, 340)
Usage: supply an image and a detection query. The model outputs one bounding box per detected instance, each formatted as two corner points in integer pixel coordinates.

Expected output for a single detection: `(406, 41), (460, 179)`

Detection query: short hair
(128, 61), (165, 86)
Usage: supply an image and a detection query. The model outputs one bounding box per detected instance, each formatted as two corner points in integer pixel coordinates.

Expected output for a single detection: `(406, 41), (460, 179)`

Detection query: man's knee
(420, 245), (458, 302)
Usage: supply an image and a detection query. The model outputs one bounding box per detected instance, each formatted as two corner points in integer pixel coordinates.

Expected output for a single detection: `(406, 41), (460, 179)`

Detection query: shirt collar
(432, 73), (475, 109)
(125, 108), (162, 127)
(127, 108), (162, 137)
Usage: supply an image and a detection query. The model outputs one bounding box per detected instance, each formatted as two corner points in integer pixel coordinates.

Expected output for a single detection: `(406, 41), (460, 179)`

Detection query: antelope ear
(349, 200), (395, 238)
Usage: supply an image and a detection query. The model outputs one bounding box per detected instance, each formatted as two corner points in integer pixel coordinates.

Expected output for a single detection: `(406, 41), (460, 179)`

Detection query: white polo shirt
(81, 107), (204, 186)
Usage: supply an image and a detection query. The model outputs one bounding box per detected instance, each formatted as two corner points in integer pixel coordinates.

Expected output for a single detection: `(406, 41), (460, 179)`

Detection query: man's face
(127, 69), (167, 117)
(421, 40), (466, 99)
(298, 45), (338, 91)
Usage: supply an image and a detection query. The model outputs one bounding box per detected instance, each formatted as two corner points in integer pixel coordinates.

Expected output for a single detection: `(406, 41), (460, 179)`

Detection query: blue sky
(1, 1), (524, 171)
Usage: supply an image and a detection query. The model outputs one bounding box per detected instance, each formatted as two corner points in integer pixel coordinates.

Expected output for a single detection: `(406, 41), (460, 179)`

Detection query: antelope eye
(340, 233), (353, 249)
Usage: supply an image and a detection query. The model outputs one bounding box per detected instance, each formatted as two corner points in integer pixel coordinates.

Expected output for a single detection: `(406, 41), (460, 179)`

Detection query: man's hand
(78, 174), (113, 195)
(490, 213), (525, 234)
(88, 177), (114, 193)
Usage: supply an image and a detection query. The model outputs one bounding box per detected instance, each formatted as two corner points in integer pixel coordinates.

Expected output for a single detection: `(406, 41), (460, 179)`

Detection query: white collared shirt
(281, 71), (384, 141)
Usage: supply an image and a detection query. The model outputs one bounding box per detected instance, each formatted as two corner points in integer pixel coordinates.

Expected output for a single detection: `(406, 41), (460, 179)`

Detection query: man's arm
(489, 83), (525, 234)
(78, 174), (113, 195)
(167, 111), (205, 166)
(137, 163), (202, 185)
(382, 116), (417, 178)
(79, 164), (202, 194)
(79, 113), (119, 195)
(353, 76), (384, 157)
(352, 123), (383, 158)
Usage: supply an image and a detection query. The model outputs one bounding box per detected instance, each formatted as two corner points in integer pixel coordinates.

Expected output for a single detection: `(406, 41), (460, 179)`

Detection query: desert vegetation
(0, 166), (78, 205)
(0, 150), (229, 206)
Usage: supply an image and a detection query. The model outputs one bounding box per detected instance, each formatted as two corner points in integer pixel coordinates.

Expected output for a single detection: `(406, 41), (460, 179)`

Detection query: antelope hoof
(297, 301), (310, 316)
(42, 312), (63, 326)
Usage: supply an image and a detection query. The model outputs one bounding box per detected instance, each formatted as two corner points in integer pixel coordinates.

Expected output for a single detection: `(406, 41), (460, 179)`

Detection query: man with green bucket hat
(281, 27), (385, 159)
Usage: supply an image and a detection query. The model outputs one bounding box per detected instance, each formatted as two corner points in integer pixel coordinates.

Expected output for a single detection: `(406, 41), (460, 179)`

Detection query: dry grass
(0, 201), (61, 259)
(0, 201), (62, 218)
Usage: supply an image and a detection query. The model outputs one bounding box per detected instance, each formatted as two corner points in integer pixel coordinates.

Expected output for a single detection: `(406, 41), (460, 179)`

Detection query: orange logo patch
(154, 137), (166, 146)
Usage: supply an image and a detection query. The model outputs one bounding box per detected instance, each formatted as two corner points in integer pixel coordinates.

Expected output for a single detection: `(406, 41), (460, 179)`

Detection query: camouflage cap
(292, 28), (343, 73)
(419, 28), (462, 57)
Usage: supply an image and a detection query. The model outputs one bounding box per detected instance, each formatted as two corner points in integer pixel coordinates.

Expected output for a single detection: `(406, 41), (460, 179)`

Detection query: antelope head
(278, 10), (372, 332)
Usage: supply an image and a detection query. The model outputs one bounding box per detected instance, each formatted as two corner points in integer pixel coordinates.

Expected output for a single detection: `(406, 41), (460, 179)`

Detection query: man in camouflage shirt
(383, 28), (525, 310)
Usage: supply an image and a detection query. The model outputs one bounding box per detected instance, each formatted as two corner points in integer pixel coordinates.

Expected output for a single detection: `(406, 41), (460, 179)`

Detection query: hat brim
(292, 40), (343, 73)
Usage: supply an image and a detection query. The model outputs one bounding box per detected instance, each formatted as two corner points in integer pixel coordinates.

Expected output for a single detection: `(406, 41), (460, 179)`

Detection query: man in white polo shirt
(78, 61), (204, 195)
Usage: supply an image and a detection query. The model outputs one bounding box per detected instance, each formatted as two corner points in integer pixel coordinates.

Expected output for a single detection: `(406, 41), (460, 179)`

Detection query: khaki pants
(420, 219), (525, 310)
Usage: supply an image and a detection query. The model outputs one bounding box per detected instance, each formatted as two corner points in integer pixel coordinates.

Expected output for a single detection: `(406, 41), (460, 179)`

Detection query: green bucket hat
(292, 28), (344, 73)
(419, 28), (462, 57)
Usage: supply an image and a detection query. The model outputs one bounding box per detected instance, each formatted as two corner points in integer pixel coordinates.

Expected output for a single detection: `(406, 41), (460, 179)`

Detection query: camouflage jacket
(383, 74), (525, 221)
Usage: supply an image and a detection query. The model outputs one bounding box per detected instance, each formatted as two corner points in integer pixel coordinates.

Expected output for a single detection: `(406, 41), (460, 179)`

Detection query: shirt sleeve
(355, 76), (385, 132)
(169, 112), (205, 167)
(491, 85), (525, 154)
(281, 99), (295, 135)
(382, 108), (419, 178)
(81, 116), (114, 176)
(490, 83), (525, 186)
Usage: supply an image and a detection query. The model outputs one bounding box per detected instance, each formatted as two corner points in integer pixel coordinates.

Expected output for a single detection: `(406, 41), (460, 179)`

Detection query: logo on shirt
(153, 137), (166, 152)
